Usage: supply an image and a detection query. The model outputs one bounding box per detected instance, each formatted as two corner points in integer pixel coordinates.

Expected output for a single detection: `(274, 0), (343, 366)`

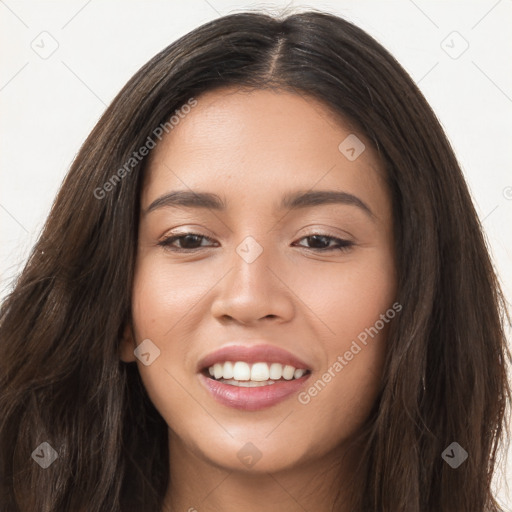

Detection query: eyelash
(157, 232), (354, 253)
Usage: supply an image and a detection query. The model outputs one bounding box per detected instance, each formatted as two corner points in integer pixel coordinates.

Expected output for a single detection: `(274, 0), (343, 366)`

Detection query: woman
(1, 9), (510, 512)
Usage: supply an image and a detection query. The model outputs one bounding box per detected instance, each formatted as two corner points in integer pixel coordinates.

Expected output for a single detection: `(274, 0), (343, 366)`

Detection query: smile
(207, 361), (309, 384)
(197, 344), (313, 410)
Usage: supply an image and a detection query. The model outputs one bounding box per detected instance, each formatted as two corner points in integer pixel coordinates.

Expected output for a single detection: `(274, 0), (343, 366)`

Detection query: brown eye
(158, 233), (217, 252)
(294, 234), (354, 252)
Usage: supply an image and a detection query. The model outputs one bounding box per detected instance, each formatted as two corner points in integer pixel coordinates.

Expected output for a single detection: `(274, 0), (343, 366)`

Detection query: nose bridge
(210, 234), (293, 324)
(233, 235), (270, 292)
(229, 235), (274, 302)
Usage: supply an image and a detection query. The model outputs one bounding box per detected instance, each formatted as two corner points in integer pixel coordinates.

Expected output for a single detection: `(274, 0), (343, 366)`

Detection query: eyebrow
(144, 189), (374, 218)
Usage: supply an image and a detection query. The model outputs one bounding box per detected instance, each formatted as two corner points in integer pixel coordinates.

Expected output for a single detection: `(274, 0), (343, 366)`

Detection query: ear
(119, 322), (137, 363)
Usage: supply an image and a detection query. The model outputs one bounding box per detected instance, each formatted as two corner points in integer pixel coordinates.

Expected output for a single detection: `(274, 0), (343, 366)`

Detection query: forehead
(150, 86), (363, 162)
(142, 87), (388, 217)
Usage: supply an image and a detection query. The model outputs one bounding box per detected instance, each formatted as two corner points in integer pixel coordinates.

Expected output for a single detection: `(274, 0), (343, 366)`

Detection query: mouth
(202, 361), (311, 387)
(197, 344), (312, 411)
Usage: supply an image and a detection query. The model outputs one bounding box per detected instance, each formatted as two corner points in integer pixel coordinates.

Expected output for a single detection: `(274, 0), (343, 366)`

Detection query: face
(120, 87), (396, 474)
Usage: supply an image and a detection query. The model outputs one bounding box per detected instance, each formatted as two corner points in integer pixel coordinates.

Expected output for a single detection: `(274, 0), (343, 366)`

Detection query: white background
(1, 0), (511, 508)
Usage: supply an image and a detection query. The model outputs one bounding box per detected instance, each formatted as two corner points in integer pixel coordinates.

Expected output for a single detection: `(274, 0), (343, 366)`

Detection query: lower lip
(199, 372), (310, 411)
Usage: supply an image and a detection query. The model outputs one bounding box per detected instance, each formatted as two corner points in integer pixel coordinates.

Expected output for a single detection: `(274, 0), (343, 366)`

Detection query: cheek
(329, 269), (395, 340)
(296, 317), (391, 451)
(295, 338), (386, 457)
(299, 246), (396, 344)
(129, 256), (220, 414)
(129, 262), (200, 432)
(131, 257), (205, 339)
(294, 251), (395, 437)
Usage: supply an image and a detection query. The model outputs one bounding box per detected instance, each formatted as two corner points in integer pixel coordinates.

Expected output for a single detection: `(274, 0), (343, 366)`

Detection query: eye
(293, 233), (354, 252)
(158, 231), (353, 253)
(158, 232), (217, 252)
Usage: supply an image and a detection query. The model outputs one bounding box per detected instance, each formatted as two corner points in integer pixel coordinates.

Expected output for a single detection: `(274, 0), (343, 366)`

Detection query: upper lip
(197, 344), (312, 372)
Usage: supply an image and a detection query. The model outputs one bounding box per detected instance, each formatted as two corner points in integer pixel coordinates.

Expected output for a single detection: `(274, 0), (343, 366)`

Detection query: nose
(210, 240), (295, 326)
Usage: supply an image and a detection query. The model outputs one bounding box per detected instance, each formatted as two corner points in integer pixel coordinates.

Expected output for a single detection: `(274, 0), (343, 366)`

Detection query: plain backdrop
(1, 0), (511, 508)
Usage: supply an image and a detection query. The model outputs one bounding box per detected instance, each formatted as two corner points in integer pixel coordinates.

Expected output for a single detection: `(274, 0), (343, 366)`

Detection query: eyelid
(292, 231), (354, 253)
(157, 231), (217, 250)
(157, 229), (355, 253)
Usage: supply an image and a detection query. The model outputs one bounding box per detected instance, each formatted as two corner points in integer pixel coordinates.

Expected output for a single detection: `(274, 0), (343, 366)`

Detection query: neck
(161, 430), (360, 512)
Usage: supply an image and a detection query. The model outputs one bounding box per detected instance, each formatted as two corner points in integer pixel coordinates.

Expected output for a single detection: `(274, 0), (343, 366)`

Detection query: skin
(120, 87), (397, 512)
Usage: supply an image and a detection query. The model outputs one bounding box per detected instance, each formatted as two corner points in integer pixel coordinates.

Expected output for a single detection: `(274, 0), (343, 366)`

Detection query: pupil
(182, 235), (201, 248)
(309, 235), (328, 248)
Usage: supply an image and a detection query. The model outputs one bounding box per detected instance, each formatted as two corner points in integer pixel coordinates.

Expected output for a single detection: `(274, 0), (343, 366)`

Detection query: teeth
(213, 363), (223, 380)
(251, 362), (269, 381)
(207, 361), (308, 382)
(269, 363), (283, 380)
(233, 362), (251, 381)
(282, 365), (295, 380)
(223, 361), (234, 379)
(219, 379), (277, 387)
(294, 368), (306, 379)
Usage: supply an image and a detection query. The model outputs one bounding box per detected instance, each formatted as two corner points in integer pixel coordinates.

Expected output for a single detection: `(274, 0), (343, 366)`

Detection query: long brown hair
(1, 9), (510, 512)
